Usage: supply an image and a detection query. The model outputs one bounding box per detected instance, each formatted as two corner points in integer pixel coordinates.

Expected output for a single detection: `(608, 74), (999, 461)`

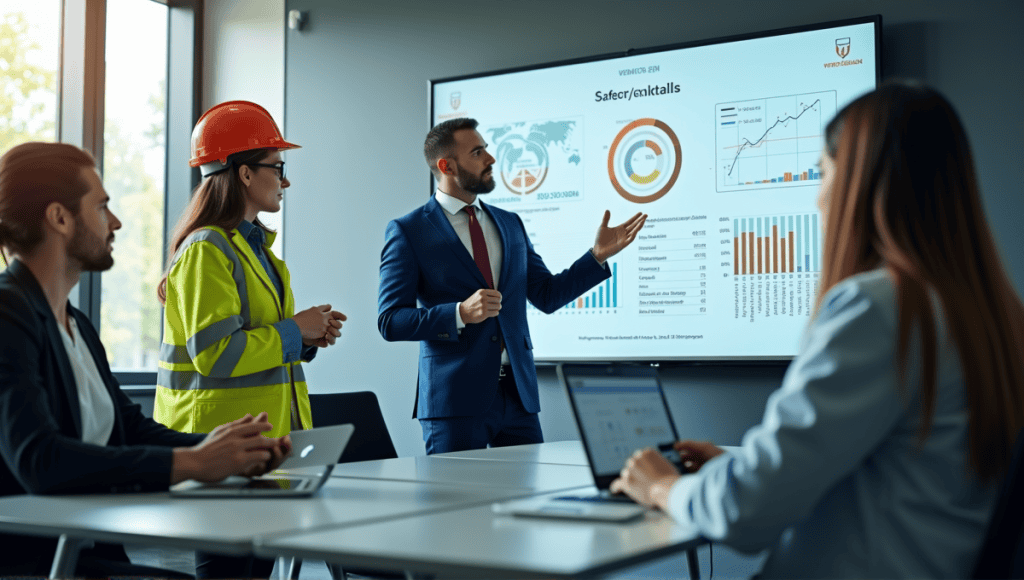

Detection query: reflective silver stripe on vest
(187, 315), (244, 358)
(158, 364), (305, 391)
(160, 342), (191, 365)
(170, 229), (250, 323)
(160, 327), (270, 380)
(209, 331), (247, 377)
(181, 315), (248, 377)
(159, 338), (248, 379)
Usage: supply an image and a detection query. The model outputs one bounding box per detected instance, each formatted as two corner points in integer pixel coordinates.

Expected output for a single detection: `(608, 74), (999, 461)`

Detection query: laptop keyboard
(553, 493), (636, 504)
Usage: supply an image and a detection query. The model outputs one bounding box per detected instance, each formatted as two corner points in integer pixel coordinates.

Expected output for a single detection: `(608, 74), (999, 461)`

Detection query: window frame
(61, 0), (203, 389)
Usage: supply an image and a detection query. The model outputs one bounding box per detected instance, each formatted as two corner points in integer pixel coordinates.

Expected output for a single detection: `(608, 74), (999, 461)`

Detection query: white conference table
(329, 453), (593, 490)
(0, 442), (707, 579)
(434, 439), (589, 465)
(255, 488), (704, 579)
(0, 474), (574, 578)
(434, 440), (741, 468)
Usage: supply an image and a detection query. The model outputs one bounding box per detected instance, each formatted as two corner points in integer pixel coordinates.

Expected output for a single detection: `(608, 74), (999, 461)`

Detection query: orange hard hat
(189, 100), (300, 177)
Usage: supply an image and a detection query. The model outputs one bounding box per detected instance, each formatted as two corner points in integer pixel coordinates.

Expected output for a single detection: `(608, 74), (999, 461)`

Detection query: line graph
(716, 91), (837, 192)
(725, 99), (821, 177)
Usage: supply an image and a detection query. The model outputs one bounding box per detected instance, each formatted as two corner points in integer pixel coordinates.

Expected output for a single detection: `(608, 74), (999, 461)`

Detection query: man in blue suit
(378, 118), (646, 454)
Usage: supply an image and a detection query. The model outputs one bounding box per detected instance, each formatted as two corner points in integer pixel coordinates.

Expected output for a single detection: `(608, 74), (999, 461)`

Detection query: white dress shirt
(58, 316), (115, 446)
(666, 268), (996, 578)
(435, 189), (508, 365)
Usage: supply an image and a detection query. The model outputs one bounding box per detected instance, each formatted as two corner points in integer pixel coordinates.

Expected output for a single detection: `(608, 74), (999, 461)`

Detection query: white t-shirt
(58, 317), (115, 446)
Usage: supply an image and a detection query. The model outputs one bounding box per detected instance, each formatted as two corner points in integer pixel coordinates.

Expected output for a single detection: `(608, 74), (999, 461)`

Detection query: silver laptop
(171, 424), (354, 497)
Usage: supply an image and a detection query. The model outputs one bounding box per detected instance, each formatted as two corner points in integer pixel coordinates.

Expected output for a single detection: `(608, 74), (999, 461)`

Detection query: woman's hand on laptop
(171, 412), (281, 484)
(610, 449), (682, 509)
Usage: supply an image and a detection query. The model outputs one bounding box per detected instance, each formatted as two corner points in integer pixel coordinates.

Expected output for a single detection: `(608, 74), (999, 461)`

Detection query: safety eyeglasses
(250, 162), (286, 180)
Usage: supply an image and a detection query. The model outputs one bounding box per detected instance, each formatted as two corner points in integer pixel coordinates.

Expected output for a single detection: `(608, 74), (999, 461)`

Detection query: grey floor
(125, 544), (767, 579)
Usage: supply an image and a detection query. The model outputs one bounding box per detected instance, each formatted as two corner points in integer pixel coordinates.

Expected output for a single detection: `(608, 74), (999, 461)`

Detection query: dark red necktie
(463, 206), (494, 289)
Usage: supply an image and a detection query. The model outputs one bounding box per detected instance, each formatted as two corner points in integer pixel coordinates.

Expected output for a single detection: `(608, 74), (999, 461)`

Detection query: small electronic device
(491, 497), (645, 523)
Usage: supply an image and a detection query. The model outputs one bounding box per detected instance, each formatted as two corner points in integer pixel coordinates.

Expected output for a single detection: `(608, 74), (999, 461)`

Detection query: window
(0, 0), (60, 272)
(1, 0), (201, 384)
(100, 0), (168, 371)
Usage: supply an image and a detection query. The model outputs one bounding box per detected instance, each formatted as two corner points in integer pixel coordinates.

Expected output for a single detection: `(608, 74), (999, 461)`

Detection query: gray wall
(202, 0), (286, 255)
(281, 0), (1024, 460)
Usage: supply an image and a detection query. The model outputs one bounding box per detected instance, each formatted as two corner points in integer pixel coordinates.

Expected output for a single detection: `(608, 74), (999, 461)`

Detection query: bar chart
(732, 213), (820, 276)
(570, 263), (619, 310)
(726, 213), (822, 322)
(530, 263), (620, 314)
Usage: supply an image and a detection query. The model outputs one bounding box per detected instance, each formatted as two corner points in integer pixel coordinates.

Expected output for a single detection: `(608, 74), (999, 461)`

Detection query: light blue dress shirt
(667, 268), (997, 578)
(237, 220), (311, 364)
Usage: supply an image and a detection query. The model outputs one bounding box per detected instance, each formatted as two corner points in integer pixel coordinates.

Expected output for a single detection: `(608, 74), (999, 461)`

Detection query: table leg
(276, 556), (297, 580)
(686, 547), (700, 579)
(48, 535), (92, 580)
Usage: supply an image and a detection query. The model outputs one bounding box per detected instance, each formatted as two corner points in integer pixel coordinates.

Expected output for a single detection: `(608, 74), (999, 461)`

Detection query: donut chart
(607, 118), (682, 203)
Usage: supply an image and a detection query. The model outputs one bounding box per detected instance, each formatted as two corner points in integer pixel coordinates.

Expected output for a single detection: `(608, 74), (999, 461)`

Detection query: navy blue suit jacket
(378, 196), (610, 420)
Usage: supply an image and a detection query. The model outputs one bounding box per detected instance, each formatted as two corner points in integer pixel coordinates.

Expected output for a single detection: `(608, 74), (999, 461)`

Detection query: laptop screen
(560, 365), (680, 485)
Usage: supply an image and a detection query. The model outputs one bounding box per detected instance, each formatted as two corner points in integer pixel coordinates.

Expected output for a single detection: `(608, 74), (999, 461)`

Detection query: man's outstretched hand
(592, 211), (648, 263)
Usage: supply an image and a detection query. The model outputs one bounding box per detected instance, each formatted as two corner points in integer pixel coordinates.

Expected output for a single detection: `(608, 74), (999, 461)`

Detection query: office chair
(972, 428), (1024, 579)
(309, 391), (398, 462)
(307, 391), (403, 580)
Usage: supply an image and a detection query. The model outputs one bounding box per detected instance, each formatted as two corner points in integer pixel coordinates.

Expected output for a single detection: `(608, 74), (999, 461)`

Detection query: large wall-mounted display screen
(430, 16), (880, 361)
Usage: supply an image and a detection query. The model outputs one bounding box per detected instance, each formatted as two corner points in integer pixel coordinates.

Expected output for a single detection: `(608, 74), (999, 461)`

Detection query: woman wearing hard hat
(155, 101), (345, 579)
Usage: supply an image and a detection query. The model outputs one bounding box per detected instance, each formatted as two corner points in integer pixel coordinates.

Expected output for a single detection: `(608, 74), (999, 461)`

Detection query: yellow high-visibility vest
(155, 225), (312, 437)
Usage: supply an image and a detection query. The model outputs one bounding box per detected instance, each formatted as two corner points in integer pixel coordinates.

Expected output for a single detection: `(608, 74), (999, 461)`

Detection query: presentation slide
(431, 18), (878, 361)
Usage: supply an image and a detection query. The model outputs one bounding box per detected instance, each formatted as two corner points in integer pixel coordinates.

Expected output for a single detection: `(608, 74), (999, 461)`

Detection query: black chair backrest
(973, 428), (1024, 579)
(309, 391), (398, 463)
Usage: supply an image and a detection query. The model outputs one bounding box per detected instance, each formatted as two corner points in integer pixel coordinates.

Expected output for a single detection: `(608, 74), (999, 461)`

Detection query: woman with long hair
(154, 101), (345, 579)
(610, 82), (1024, 577)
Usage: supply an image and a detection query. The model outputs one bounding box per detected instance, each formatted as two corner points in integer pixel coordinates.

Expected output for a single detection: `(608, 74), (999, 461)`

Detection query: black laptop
(556, 363), (685, 502)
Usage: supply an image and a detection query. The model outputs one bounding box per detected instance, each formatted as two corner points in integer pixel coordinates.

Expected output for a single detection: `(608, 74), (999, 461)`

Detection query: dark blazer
(0, 260), (204, 574)
(378, 197), (610, 419)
